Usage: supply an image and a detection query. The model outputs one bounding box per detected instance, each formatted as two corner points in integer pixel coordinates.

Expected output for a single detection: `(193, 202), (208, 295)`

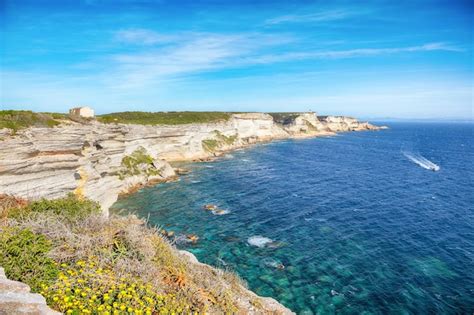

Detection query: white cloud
(115, 28), (176, 45)
(246, 42), (463, 64)
(108, 32), (293, 88)
(265, 9), (355, 25)
(109, 37), (461, 89)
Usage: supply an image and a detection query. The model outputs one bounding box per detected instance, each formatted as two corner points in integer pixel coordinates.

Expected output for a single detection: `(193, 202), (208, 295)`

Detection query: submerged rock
(247, 236), (273, 248)
(203, 204), (218, 211)
(187, 234), (200, 243)
(211, 209), (230, 215)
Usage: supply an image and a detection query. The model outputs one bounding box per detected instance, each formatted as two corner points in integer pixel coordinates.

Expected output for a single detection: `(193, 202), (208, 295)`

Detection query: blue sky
(1, 0), (472, 119)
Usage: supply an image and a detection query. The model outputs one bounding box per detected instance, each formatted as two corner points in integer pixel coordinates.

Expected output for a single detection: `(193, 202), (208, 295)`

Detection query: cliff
(0, 112), (383, 213)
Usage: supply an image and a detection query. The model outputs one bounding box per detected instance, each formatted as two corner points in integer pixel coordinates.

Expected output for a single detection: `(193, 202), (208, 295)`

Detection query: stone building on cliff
(69, 106), (95, 118)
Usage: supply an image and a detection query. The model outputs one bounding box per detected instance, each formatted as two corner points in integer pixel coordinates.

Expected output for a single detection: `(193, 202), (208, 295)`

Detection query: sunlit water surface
(111, 122), (474, 314)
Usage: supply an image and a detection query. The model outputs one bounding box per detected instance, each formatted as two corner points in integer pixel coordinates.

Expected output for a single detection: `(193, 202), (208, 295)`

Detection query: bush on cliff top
(97, 111), (231, 125)
(0, 195), (274, 314)
(0, 110), (62, 133)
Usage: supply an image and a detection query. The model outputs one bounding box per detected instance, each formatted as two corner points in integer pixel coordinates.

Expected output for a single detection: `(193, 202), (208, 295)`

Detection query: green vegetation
(202, 130), (238, 152)
(41, 112), (69, 120)
(0, 110), (62, 133)
(268, 112), (301, 125)
(305, 121), (318, 132)
(7, 193), (100, 222)
(0, 195), (268, 314)
(97, 111), (231, 125)
(119, 148), (160, 179)
(202, 139), (219, 152)
(214, 130), (237, 145)
(0, 227), (59, 292)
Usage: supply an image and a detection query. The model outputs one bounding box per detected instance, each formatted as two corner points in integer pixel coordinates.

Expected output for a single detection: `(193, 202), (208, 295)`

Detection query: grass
(97, 111), (232, 126)
(0, 195), (280, 314)
(0, 110), (62, 133)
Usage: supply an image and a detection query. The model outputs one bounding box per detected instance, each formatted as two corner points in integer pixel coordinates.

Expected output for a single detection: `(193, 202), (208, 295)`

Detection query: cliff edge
(0, 112), (383, 213)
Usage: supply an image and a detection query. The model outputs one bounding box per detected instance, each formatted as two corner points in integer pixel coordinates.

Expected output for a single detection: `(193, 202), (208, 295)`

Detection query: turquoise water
(111, 122), (474, 314)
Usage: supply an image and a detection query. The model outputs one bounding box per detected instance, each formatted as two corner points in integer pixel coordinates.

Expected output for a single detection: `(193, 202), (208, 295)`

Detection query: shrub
(97, 111), (231, 126)
(0, 194), (28, 218)
(119, 148), (160, 179)
(0, 227), (58, 292)
(1, 196), (276, 314)
(202, 139), (219, 152)
(214, 130), (237, 145)
(8, 193), (100, 222)
(41, 259), (192, 314)
(0, 110), (61, 134)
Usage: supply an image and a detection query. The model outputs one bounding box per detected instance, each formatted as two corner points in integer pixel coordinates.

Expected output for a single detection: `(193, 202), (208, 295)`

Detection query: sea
(111, 122), (474, 314)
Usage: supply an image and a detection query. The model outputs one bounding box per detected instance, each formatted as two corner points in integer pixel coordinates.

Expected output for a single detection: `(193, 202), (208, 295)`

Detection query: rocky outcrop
(0, 112), (383, 214)
(0, 268), (60, 315)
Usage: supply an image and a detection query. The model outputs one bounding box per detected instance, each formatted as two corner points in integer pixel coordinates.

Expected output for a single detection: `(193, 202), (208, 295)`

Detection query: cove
(111, 122), (474, 314)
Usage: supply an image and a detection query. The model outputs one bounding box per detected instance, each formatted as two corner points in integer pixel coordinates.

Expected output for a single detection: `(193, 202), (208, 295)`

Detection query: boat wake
(403, 151), (440, 172)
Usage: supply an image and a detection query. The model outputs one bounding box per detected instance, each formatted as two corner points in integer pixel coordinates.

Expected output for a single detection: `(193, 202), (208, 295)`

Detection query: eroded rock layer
(0, 113), (383, 213)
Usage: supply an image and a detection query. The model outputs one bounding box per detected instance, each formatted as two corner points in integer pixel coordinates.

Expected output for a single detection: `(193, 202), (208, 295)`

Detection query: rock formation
(0, 112), (383, 214)
(0, 268), (60, 315)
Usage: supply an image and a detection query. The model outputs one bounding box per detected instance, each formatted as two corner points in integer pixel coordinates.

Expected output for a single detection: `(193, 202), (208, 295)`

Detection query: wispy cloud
(107, 32), (462, 88)
(115, 28), (176, 45)
(108, 32), (293, 87)
(248, 42), (463, 64)
(265, 9), (356, 25)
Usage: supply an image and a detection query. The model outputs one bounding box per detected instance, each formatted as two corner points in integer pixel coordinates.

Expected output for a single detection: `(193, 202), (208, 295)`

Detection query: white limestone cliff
(0, 112), (383, 213)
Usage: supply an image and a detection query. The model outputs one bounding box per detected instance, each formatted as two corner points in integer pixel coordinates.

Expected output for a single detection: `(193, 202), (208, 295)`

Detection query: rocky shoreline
(0, 112), (385, 314)
(0, 112), (385, 214)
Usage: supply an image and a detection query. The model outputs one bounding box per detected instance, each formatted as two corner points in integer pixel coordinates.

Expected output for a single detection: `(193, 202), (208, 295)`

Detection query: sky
(0, 0), (473, 119)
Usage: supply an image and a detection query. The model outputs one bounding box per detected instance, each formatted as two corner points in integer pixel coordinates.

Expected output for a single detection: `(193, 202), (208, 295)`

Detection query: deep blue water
(111, 122), (474, 314)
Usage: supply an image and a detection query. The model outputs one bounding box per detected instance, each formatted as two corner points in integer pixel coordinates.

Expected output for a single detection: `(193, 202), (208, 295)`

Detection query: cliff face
(0, 112), (382, 213)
